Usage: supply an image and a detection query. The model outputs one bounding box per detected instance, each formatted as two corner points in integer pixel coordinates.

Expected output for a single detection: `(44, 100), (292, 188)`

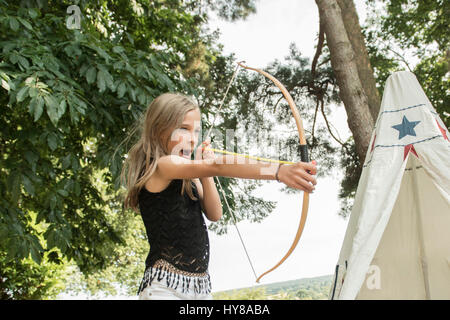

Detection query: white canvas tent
(329, 71), (450, 300)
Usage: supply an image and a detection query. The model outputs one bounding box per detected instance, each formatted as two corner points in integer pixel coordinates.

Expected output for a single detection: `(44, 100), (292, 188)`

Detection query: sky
(60, 0), (368, 299)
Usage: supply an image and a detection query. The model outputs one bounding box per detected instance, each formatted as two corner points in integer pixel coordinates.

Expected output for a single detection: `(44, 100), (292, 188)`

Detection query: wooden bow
(237, 62), (310, 283)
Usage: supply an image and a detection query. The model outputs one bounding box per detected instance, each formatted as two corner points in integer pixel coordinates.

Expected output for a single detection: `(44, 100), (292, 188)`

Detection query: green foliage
(292, 278), (331, 300)
(213, 287), (269, 300)
(365, 0), (449, 126)
(213, 275), (333, 300)
(337, 139), (360, 218)
(413, 53), (449, 124)
(377, 0), (449, 53)
(0, 0), (200, 298)
(336, 0), (449, 216)
(0, 0), (262, 298)
(206, 0), (257, 21)
(0, 252), (66, 300)
(60, 170), (149, 297)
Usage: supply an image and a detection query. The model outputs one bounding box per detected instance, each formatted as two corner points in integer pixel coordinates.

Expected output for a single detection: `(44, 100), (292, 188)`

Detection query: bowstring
(203, 62), (258, 281)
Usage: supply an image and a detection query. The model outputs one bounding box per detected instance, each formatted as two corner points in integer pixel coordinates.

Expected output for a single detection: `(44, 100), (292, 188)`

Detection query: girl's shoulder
(144, 172), (174, 193)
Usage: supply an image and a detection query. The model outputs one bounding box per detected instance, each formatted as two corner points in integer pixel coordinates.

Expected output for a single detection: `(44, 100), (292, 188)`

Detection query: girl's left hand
(195, 139), (215, 161)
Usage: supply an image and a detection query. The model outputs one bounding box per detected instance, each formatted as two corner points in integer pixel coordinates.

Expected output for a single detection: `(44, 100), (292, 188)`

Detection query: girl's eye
(179, 127), (199, 134)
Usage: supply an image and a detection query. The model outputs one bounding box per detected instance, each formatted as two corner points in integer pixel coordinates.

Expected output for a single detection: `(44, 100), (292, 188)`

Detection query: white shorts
(138, 278), (213, 300)
(137, 262), (212, 300)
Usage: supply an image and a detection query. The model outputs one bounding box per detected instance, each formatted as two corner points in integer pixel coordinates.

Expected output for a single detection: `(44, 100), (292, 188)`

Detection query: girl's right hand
(277, 161), (317, 193)
(194, 139), (215, 163)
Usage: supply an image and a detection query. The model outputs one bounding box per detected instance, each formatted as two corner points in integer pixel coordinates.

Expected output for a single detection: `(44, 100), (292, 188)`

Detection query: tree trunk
(337, 0), (381, 121)
(315, 0), (374, 164)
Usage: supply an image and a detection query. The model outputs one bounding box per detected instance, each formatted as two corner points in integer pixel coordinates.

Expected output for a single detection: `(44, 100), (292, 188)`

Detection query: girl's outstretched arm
(156, 153), (316, 193)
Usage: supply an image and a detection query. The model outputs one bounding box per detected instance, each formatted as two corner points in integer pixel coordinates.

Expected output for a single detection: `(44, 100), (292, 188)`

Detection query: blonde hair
(120, 93), (199, 213)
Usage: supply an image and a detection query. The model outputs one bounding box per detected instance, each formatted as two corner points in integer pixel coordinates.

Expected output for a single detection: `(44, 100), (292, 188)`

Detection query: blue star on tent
(391, 116), (421, 140)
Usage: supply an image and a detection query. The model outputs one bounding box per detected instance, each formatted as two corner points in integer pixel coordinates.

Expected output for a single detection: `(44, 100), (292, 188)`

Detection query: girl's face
(167, 108), (201, 159)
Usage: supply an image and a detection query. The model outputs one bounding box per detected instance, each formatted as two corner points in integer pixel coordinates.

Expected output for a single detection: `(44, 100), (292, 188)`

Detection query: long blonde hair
(120, 93), (199, 213)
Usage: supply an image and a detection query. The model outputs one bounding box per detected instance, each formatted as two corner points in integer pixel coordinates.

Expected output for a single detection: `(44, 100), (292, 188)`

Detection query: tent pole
(411, 158), (431, 299)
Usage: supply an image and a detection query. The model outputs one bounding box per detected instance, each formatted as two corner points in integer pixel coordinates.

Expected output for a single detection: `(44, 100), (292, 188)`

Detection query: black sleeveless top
(138, 179), (210, 273)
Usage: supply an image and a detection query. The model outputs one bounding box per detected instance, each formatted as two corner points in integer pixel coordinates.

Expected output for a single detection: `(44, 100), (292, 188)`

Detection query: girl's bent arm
(195, 178), (222, 222)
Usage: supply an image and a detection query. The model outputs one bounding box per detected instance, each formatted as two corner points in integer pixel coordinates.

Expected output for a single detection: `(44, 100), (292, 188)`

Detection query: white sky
(60, 0), (368, 299)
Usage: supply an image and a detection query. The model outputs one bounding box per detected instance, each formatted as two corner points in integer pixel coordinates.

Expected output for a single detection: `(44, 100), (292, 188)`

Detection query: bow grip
(300, 145), (309, 163)
(300, 144), (312, 174)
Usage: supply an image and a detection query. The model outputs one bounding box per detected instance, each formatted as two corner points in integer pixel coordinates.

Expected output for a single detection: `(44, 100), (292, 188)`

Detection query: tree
(1, 0), (264, 298)
(212, 287), (269, 300)
(364, 0), (449, 127)
(315, 0), (374, 164)
(313, 0), (448, 216)
(337, 0), (381, 121)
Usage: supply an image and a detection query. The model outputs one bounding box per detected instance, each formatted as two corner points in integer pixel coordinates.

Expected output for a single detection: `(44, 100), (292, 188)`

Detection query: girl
(121, 93), (317, 300)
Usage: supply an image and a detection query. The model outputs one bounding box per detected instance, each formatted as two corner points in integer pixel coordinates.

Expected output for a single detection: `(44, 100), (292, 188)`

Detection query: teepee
(329, 71), (450, 300)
